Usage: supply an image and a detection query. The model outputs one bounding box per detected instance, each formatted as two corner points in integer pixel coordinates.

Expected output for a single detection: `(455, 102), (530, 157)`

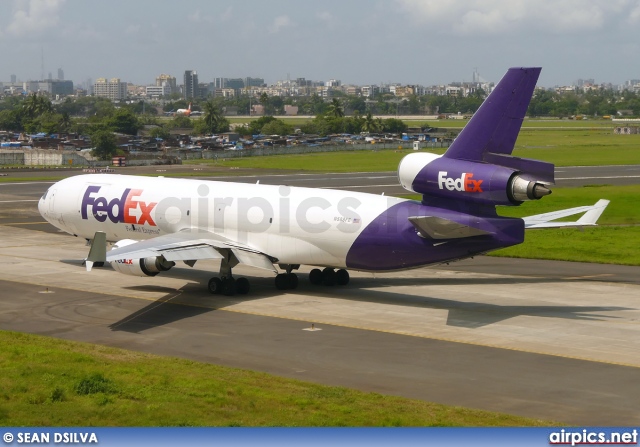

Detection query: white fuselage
(39, 174), (407, 269)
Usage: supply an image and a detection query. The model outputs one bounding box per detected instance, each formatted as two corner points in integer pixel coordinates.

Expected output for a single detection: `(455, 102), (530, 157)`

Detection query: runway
(1, 165), (640, 425)
(2, 163), (640, 198)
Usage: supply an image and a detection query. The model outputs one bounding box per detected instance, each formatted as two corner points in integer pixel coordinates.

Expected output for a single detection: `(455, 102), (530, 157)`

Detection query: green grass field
(198, 123), (640, 169)
(0, 331), (551, 427)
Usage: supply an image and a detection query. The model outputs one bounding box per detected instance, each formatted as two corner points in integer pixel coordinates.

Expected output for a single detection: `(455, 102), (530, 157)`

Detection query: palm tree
(58, 112), (72, 134)
(362, 112), (379, 133)
(203, 100), (229, 134)
(22, 93), (53, 119)
(259, 92), (270, 114)
(327, 98), (344, 118)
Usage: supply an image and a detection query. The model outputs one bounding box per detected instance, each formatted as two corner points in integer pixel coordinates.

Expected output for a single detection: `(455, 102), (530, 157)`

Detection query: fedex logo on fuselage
(437, 171), (483, 193)
(81, 186), (157, 226)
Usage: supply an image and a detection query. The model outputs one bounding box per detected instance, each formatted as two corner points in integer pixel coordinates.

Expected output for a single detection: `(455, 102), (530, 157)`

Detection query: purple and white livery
(39, 67), (609, 295)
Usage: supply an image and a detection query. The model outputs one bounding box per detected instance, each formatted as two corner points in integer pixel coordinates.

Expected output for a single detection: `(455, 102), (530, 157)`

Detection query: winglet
(85, 231), (107, 272)
(577, 199), (610, 225)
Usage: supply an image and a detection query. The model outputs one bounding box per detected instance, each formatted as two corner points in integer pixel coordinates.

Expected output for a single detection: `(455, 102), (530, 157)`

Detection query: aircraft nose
(38, 194), (48, 219)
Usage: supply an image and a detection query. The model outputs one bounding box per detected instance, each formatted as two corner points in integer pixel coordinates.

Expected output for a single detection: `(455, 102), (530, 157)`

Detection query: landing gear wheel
(309, 268), (323, 285)
(236, 277), (250, 295)
(336, 269), (350, 286)
(222, 277), (236, 296)
(322, 267), (336, 286)
(208, 277), (223, 294)
(275, 273), (288, 290)
(287, 273), (298, 290)
(275, 273), (298, 290)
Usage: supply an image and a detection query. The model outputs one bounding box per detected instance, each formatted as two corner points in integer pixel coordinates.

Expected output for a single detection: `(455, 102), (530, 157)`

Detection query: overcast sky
(1, 0), (640, 88)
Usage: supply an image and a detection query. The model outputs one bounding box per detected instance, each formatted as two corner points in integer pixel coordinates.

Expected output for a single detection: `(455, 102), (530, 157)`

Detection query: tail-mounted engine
(398, 152), (552, 206)
(109, 239), (175, 277)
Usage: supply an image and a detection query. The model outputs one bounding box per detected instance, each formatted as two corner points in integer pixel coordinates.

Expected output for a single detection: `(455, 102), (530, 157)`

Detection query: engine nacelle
(398, 153), (551, 206)
(109, 239), (175, 277)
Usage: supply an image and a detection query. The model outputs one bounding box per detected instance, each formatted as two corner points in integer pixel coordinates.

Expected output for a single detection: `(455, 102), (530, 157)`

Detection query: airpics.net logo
(549, 429), (638, 446)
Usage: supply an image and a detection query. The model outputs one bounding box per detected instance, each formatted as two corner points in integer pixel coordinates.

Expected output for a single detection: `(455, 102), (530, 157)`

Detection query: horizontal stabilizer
(524, 199), (609, 229)
(409, 216), (492, 240)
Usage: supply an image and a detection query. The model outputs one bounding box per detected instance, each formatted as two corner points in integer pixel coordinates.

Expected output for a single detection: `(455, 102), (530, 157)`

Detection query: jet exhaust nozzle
(509, 175), (552, 202)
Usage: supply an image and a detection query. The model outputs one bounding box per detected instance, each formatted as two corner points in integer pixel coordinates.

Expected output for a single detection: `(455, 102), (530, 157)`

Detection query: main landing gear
(207, 256), (351, 295)
(309, 267), (350, 286)
(275, 264), (300, 290)
(276, 266), (350, 290)
(207, 252), (250, 296)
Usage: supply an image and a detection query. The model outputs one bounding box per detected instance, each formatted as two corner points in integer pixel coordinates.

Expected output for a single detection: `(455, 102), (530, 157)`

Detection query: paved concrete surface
(1, 225), (639, 425)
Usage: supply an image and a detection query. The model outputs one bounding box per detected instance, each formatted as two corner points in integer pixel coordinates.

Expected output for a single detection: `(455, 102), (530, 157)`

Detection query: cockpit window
(41, 190), (48, 200)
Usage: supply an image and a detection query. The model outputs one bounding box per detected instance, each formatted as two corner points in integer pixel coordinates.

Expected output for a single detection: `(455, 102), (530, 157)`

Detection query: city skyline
(1, 0), (640, 88)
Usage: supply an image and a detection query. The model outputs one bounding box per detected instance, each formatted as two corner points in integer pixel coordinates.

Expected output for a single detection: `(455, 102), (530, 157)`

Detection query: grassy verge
(490, 226), (640, 265)
(0, 331), (551, 427)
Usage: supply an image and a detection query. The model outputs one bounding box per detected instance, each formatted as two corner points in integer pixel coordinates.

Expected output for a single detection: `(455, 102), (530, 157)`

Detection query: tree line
(3, 87), (640, 159)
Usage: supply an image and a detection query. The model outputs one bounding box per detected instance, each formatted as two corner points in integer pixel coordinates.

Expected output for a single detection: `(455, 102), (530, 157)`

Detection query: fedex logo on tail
(438, 171), (483, 193)
(81, 186), (157, 226)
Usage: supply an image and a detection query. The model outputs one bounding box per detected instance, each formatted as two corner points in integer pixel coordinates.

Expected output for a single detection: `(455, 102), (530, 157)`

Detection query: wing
(105, 229), (278, 272)
(523, 199), (609, 229)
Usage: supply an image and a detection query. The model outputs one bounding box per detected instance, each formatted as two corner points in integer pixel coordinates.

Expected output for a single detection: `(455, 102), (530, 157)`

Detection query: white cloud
(316, 11), (334, 29)
(6, 0), (66, 38)
(220, 6), (233, 22)
(395, 0), (634, 35)
(187, 9), (217, 24)
(629, 4), (640, 23)
(124, 24), (140, 36)
(268, 15), (293, 34)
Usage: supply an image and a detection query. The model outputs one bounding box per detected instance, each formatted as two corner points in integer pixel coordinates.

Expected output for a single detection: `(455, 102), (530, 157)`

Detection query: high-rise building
(23, 80), (74, 96)
(155, 74), (177, 94)
(10, 74), (16, 83)
(245, 77), (264, 88)
(93, 78), (128, 100)
(226, 78), (244, 90)
(57, 68), (64, 80)
(183, 70), (198, 99)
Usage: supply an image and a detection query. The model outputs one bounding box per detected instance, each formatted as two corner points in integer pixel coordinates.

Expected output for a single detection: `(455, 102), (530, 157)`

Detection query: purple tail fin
(442, 67), (553, 184)
(444, 67), (541, 161)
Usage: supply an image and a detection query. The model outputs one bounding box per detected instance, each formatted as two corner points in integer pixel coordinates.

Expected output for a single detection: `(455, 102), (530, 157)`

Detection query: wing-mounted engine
(398, 152), (552, 206)
(109, 239), (175, 277)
